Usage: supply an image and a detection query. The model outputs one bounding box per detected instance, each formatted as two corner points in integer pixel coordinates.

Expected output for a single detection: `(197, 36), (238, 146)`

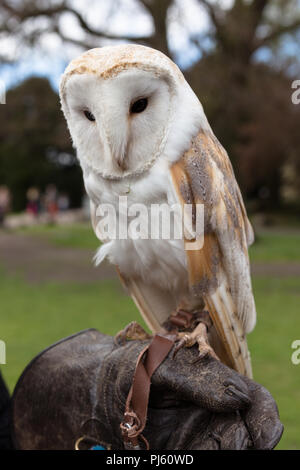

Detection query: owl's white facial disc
(63, 68), (174, 179)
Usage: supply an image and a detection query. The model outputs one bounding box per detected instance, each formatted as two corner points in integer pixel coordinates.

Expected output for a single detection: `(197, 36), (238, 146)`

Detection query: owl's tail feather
(204, 277), (253, 379)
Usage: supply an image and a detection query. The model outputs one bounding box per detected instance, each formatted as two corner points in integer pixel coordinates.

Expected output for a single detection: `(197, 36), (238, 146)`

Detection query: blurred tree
(184, 0), (300, 207)
(0, 77), (83, 211)
(1, 0), (300, 208)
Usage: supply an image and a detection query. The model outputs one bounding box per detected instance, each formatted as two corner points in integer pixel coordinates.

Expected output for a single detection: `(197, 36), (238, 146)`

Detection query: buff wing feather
(170, 130), (256, 377)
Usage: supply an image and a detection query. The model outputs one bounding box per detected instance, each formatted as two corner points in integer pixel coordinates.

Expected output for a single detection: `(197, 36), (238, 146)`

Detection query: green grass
(18, 223), (99, 250)
(19, 224), (300, 262)
(250, 231), (300, 263)
(18, 223), (300, 263)
(1, 226), (300, 449)
(249, 277), (300, 450)
(0, 270), (299, 449)
(0, 271), (145, 393)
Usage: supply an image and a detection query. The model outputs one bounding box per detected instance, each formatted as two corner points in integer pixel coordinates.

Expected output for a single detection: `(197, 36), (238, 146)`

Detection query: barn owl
(60, 44), (256, 378)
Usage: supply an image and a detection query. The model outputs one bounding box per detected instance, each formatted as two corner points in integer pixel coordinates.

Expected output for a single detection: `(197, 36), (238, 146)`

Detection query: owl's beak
(108, 125), (129, 172)
(101, 103), (129, 172)
(116, 151), (128, 171)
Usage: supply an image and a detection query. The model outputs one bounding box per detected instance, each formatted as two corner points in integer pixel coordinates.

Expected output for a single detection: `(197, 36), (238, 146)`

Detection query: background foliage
(0, 0), (300, 450)
(1, 0), (300, 210)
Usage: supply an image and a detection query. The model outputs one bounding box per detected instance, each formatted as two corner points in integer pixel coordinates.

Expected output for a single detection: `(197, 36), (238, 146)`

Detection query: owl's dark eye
(130, 98), (148, 114)
(84, 110), (96, 122)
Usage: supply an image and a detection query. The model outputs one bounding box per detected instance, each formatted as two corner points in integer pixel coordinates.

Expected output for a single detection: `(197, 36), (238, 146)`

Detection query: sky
(0, 0), (227, 91)
(0, 0), (299, 92)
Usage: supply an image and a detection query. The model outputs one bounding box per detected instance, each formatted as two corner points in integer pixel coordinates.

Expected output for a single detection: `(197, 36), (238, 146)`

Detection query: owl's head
(60, 44), (209, 180)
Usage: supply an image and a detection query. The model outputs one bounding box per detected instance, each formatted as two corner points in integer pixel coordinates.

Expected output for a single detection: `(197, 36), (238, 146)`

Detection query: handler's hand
(12, 328), (283, 450)
(147, 346), (283, 449)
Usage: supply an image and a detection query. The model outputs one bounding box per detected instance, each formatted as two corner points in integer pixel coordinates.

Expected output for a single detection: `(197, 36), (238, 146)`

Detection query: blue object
(90, 445), (106, 450)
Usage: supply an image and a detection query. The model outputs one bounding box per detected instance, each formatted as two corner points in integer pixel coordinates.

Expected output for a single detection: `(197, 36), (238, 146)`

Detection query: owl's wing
(170, 130), (256, 378)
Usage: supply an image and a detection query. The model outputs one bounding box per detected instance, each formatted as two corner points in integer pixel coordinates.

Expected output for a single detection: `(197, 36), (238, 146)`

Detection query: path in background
(0, 227), (299, 449)
(0, 230), (299, 282)
(0, 230), (116, 283)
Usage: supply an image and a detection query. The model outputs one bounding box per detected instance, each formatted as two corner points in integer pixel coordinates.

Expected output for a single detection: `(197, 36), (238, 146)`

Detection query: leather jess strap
(120, 334), (175, 450)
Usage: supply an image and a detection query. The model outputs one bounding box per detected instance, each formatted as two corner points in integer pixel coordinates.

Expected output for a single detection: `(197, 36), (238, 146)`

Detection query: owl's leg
(171, 310), (219, 361)
(115, 321), (152, 345)
(173, 322), (219, 361)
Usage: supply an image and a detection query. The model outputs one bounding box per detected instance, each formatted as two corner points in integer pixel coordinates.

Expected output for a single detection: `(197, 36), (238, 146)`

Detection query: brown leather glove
(0, 371), (12, 449)
(12, 328), (283, 450)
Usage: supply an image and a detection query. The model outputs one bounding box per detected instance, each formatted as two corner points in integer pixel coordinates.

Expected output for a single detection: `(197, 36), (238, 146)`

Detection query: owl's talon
(172, 336), (189, 358)
(192, 348), (210, 364)
(115, 321), (151, 345)
(172, 321), (219, 362)
(192, 355), (206, 364)
(195, 329), (220, 362)
(192, 345), (219, 364)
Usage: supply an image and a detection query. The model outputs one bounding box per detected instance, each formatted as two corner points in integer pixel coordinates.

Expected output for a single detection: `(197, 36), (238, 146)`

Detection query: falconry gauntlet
(12, 328), (283, 450)
(0, 371), (12, 449)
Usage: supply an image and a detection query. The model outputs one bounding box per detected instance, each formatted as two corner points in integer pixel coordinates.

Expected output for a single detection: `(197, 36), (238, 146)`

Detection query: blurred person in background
(26, 187), (40, 220)
(57, 192), (70, 212)
(0, 0), (299, 450)
(43, 184), (58, 224)
(0, 186), (11, 228)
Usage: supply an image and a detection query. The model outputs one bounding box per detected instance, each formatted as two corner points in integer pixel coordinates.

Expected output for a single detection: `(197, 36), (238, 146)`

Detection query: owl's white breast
(85, 157), (189, 294)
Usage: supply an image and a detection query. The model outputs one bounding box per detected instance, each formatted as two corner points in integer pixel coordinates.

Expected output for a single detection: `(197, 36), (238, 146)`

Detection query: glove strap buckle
(120, 334), (176, 450)
(121, 411), (145, 450)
